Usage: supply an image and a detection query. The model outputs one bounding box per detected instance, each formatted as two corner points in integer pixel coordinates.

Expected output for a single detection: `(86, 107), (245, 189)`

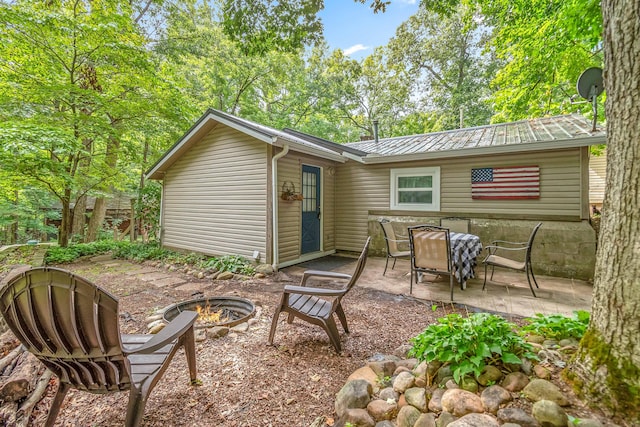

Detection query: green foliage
(204, 255), (256, 275)
(111, 242), (171, 262)
(45, 240), (126, 264)
(522, 311), (590, 340)
(409, 313), (537, 383)
(135, 182), (162, 242)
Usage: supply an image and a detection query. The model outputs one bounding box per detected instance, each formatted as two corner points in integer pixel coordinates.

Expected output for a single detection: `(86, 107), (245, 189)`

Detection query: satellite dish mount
(576, 67), (604, 131)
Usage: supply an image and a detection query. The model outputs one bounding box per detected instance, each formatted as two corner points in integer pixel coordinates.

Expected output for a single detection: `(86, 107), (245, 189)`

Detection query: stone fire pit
(162, 296), (256, 328)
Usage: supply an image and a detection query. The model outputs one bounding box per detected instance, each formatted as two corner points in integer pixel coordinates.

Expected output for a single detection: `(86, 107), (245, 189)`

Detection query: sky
(318, 0), (420, 60)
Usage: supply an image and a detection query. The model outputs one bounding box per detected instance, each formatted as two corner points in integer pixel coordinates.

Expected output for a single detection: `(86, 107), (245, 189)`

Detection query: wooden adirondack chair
(268, 237), (370, 353)
(0, 267), (198, 427)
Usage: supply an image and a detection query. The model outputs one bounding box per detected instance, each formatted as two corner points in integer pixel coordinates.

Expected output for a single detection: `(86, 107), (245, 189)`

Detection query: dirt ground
(14, 258), (616, 427)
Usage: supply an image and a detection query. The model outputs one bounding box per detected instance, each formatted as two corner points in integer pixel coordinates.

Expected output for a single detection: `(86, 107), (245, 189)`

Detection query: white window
(390, 167), (440, 211)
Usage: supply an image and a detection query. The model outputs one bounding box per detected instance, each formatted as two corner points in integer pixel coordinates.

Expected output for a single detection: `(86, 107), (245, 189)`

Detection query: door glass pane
(302, 171), (316, 212)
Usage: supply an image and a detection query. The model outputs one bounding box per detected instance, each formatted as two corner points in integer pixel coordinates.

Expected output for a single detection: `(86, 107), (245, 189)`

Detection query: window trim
(390, 167), (441, 211)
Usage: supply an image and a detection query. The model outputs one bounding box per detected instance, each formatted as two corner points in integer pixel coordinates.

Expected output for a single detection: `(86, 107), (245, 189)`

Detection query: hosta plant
(521, 310), (590, 340)
(409, 313), (537, 383)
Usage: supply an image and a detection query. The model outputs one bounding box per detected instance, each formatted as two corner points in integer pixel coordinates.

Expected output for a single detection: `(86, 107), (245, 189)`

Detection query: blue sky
(318, 0), (420, 59)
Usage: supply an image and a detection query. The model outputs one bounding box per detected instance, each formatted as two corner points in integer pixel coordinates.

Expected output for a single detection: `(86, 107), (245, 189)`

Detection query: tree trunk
(85, 197), (107, 242)
(568, 0), (640, 422)
(58, 193), (71, 247)
(71, 194), (87, 242)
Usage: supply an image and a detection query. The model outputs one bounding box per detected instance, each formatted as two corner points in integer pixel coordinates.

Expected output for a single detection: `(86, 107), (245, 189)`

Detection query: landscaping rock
(367, 399), (398, 421)
(445, 379), (460, 389)
(393, 365), (411, 376)
(341, 408), (375, 427)
(522, 379), (569, 406)
(533, 364), (552, 379)
(480, 385), (512, 414)
(368, 360), (397, 377)
(476, 365), (503, 386)
(448, 413), (499, 427)
(374, 421), (395, 427)
(255, 264), (274, 274)
(216, 271), (234, 280)
(531, 399), (568, 427)
(496, 407), (538, 427)
(501, 371), (529, 392)
(436, 411), (456, 427)
(378, 387), (399, 403)
(415, 412), (436, 427)
(441, 389), (484, 417)
(335, 379), (373, 418)
(460, 376), (479, 393)
(404, 387), (428, 412)
(396, 358), (419, 370)
(393, 343), (413, 358)
(393, 371), (415, 393)
(428, 387), (445, 412)
(436, 365), (453, 383)
(348, 366), (380, 390)
(396, 405), (421, 427)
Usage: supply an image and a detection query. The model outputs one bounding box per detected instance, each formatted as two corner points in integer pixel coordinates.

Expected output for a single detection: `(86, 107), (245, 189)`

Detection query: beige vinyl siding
(336, 149), (582, 251)
(162, 125), (268, 259)
(277, 151), (337, 263)
(589, 150), (606, 205)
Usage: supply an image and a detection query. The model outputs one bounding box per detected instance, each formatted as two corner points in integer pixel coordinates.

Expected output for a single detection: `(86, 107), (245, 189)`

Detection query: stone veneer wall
(368, 217), (596, 281)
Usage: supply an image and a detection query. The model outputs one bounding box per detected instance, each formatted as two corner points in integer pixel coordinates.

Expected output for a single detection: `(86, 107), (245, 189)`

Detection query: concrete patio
(284, 255), (593, 319)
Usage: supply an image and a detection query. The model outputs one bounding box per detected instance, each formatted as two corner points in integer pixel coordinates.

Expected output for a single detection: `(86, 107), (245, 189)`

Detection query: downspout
(271, 144), (289, 270)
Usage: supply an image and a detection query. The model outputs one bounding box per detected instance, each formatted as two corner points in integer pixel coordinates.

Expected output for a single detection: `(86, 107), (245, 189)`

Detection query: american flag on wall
(471, 166), (540, 199)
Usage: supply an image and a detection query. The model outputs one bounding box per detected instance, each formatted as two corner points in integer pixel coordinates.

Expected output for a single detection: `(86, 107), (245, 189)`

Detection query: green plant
(204, 254), (255, 275)
(409, 313), (538, 383)
(111, 242), (170, 262)
(521, 311), (590, 340)
(45, 240), (125, 264)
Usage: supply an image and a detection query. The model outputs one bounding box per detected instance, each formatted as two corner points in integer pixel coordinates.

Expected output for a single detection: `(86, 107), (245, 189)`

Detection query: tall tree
(388, 4), (497, 129)
(0, 1), (173, 245)
(568, 0), (640, 421)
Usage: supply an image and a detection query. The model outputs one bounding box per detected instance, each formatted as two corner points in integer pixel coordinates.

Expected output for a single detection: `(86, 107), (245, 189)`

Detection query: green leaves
(521, 311), (590, 340)
(409, 313), (537, 383)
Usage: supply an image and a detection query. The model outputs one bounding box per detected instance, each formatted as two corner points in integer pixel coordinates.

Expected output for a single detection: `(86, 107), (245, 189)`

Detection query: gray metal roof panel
(344, 114), (605, 157)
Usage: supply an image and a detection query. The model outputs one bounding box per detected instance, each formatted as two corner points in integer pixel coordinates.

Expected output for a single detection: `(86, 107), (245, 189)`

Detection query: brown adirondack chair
(268, 237), (370, 353)
(0, 267), (198, 427)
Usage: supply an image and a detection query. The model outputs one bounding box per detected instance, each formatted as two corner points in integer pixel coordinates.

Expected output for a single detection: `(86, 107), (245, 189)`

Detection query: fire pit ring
(162, 296), (255, 329)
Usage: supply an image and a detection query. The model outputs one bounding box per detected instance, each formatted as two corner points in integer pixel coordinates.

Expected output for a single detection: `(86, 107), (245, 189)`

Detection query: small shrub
(112, 242), (170, 262)
(45, 240), (124, 264)
(409, 313), (537, 383)
(204, 254), (255, 275)
(521, 311), (590, 340)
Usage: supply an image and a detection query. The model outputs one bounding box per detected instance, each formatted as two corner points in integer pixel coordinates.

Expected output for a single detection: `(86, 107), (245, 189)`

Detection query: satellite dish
(575, 67), (604, 132)
(577, 67), (604, 101)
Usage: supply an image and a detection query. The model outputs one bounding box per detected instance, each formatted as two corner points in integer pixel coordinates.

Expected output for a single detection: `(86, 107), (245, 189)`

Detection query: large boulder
(335, 379), (373, 418)
(441, 389), (484, 417)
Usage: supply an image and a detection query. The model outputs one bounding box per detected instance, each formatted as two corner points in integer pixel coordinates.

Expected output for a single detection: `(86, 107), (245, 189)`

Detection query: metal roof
(345, 114), (605, 161)
(147, 112), (606, 179)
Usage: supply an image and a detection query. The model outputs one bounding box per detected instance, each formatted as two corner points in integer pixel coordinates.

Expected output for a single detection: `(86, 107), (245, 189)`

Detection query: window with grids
(302, 170), (317, 212)
(390, 167), (440, 211)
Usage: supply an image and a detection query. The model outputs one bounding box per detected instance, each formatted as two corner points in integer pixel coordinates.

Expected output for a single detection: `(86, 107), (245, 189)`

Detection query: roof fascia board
(146, 111), (276, 179)
(276, 137), (346, 163)
(342, 151), (366, 163)
(360, 136), (606, 164)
